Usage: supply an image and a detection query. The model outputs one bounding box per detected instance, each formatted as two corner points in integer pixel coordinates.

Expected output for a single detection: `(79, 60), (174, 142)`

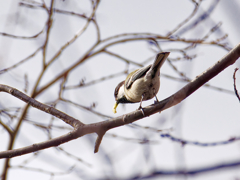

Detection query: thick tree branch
(0, 43), (239, 158)
(0, 129), (79, 158)
(0, 85), (83, 128)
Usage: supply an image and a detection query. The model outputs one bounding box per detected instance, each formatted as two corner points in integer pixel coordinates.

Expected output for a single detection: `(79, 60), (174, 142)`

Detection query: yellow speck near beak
(112, 102), (119, 114)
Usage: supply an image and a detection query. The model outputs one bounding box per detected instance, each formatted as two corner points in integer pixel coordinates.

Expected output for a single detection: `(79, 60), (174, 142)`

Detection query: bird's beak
(112, 102), (119, 113)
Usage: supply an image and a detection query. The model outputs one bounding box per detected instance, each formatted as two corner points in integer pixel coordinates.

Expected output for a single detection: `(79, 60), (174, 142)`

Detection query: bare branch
(129, 160), (240, 178)
(0, 118), (13, 136)
(64, 70), (126, 90)
(105, 133), (160, 144)
(23, 74), (29, 93)
(60, 98), (111, 119)
(0, 46), (42, 74)
(0, 127), (80, 158)
(42, 0), (55, 67)
(0, 28), (44, 39)
(129, 123), (173, 133)
(57, 147), (91, 167)
(167, 0), (202, 36)
(101, 33), (229, 50)
(24, 119), (72, 131)
(10, 164), (75, 176)
(161, 133), (240, 146)
(94, 130), (106, 153)
(104, 50), (144, 67)
(0, 84), (83, 127)
(233, 68), (240, 102)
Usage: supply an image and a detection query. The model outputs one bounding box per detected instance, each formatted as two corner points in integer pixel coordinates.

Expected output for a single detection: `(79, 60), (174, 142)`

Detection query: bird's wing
(125, 64), (151, 89)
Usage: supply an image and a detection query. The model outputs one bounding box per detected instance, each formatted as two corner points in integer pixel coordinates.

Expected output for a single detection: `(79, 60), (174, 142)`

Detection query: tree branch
(161, 133), (240, 146)
(129, 160), (240, 178)
(0, 43), (239, 158)
(0, 84), (83, 128)
(233, 68), (240, 102)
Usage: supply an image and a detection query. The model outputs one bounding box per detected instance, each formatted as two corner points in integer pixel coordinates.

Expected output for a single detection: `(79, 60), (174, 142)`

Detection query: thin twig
(10, 165), (75, 176)
(105, 133), (160, 144)
(104, 50), (143, 67)
(0, 46), (42, 74)
(64, 71), (126, 90)
(57, 147), (91, 167)
(161, 133), (240, 146)
(167, 0), (201, 36)
(24, 119), (72, 130)
(60, 98), (111, 119)
(129, 160), (240, 178)
(42, 0), (55, 67)
(0, 28), (44, 39)
(233, 68), (240, 102)
(0, 118), (13, 136)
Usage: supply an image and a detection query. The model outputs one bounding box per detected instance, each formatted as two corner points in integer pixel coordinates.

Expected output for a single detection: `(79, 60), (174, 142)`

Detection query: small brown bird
(113, 52), (170, 113)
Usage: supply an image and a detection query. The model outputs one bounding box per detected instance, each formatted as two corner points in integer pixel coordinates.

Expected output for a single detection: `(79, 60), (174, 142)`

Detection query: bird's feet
(154, 95), (159, 104)
(153, 89), (159, 104)
(137, 105), (145, 116)
(137, 94), (145, 116)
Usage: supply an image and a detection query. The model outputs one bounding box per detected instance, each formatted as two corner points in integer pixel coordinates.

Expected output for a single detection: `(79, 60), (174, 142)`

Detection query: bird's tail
(150, 52), (170, 72)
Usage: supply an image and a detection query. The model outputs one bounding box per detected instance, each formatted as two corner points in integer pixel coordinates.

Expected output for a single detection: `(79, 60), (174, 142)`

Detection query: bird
(113, 52), (170, 114)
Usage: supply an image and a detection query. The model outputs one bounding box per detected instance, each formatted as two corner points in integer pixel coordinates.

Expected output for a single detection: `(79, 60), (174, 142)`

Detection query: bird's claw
(154, 95), (159, 104)
(137, 106), (145, 116)
(137, 105), (142, 110)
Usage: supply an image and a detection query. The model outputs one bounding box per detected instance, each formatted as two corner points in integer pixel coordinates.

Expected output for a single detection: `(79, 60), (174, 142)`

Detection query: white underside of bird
(124, 73), (160, 103)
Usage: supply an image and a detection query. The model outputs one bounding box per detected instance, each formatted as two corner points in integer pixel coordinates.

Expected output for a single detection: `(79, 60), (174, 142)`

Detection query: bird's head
(113, 80), (132, 113)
